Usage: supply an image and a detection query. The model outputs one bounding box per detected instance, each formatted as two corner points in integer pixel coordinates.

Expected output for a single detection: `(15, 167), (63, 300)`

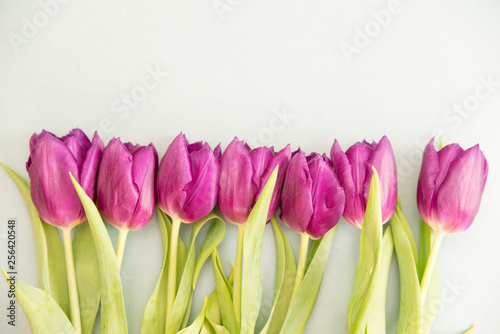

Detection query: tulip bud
(26, 129), (104, 228)
(157, 133), (220, 223)
(97, 138), (158, 230)
(330, 136), (397, 228)
(218, 138), (291, 224)
(280, 150), (345, 239)
(417, 138), (488, 234)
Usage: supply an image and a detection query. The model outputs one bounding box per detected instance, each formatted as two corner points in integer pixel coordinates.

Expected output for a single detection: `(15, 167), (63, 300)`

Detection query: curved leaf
(69, 173), (128, 334)
(177, 297), (208, 334)
(2, 268), (76, 334)
(212, 249), (238, 334)
(279, 226), (337, 334)
(240, 167), (278, 334)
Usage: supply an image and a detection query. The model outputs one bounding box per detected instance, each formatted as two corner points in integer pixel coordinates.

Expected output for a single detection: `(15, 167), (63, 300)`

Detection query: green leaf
(165, 213), (226, 334)
(0, 163), (70, 316)
(177, 297), (209, 334)
(279, 225), (337, 334)
(2, 268), (76, 334)
(240, 167), (278, 334)
(69, 173), (128, 334)
(366, 226), (394, 333)
(212, 249), (238, 334)
(202, 266), (233, 334)
(73, 221), (100, 334)
(391, 205), (423, 334)
(141, 208), (188, 334)
(260, 217), (297, 334)
(418, 220), (431, 281)
(346, 168), (384, 334)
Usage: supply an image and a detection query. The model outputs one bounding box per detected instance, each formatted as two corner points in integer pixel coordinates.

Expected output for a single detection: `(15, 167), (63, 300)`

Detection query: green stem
(166, 218), (181, 326)
(115, 228), (129, 271)
(62, 227), (82, 334)
(288, 233), (309, 311)
(233, 224), (246, 327)
(420, 231), (444, 303)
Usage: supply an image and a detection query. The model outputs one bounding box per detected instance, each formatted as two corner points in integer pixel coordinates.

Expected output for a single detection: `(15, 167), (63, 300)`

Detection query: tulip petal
(280, 150), (313, 234)
(64, 136), (87, 171)
(97, 139), (139, 227)
(306, 155), (345, 239)
(218, 138), (255, 224)
(80, 132), (104, 200)
(250, 147), (274, 191)
(435, 143), (464, 189)
(436, 145), (488, 233)
(28, 134), (82, 227)
(417, 139), (440, 228)
(61, 128), (92, 153)
(364, 136), (397, 223)
(177, 148), (220, 223)
(157, 134), (192, 218)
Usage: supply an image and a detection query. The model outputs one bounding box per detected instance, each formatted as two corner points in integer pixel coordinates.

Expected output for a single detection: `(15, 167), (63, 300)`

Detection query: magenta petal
(250, 147), (274, 191)
(280, 150), (313, 234)
(260, 144), (292, 221)
(80, 131), (104, 200)
(417, 138), (440, 228)
(218, 138), (255, 224)
(363, 136), (397, 223)
(179, 148), (220, 222)
(157, 134), (192, 218)
(435, 144), (464, 189)
(306, 155), (345, 239)
(436, 145), (488, 233)
(97, 139), (139, 227)
(128, 145), (157, 229)
(64, 136), (87, 170)
(28, 134), (82, 228)
(61, 128), (92, 152)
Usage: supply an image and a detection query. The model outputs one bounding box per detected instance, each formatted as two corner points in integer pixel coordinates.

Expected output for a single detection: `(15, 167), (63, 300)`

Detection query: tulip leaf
(366, 225), (394, 333)
(346, 168), (384, 334)
(212, 249), (238, 334)
(0, 163), (70, 317)
(391, 205), (423, 334)
(141, 208), (187, 334)
(202, 264), (233, 334)
(69, 173), (128, 334)
(177, 297), (209, 334)
(165, 213), (226, 334)
(73, 221), (100, 334)
(279, 225), (336, 334)
(240, 167), (278, 334)
(2, 268), (76, 334)
(260, 217), (297, 334)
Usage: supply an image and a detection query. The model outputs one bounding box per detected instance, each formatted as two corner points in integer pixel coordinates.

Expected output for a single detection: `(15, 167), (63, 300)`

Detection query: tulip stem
(289, 233), (310, 311)
(115, 228), (129, 271)
(166, 218), (181, 326)
(62, 227), (82, 334)
(233, 224), (246, 327)
(420, 231), (444, 303)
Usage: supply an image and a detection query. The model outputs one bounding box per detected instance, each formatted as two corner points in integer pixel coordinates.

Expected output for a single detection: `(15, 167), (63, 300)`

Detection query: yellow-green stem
(288, 233), (309, 311)
(233, 224), (246, 327)
(62, 226), (81, 334)
(165, 218), (181, 327)
(420, 231), (444, 303)
(115, 228), (129, 271)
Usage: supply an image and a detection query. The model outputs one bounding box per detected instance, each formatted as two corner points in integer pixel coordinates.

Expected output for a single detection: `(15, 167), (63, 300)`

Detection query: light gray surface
(1, 0), (499, 333)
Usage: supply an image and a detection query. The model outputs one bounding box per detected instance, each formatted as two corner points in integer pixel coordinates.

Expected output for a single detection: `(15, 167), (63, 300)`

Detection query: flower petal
(80, 131), (104, 200)
(417, 138), (440, 229)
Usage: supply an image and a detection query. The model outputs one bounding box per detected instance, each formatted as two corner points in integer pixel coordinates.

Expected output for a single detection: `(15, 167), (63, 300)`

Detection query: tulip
(330, 136), (397, 228)
(156, 133), (221, 321)
(280, 150), (345, 312)
(97, 138), (157, 269)
(27, 129), (104, 228)
(217, 138), (291, 325)
(418, 138), (488, 303)
(218, 138), (291, 224)
(417, 138), (488, 234)
(26, 128), (104, 334)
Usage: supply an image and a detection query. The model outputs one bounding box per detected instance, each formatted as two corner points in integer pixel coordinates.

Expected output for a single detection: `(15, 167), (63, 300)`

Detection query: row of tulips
(1, 129), (488, 334)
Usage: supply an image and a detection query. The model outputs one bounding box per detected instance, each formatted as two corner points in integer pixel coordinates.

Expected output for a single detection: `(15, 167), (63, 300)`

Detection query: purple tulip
(218, 138), (291, 224)
(330, 136), (397, 228)
(26, 129), (104, 229)
(280, 150), (345, 239)
(417, 138), (488, 234)
(97, 138), (158, 230)
(157, 133), (221, 223)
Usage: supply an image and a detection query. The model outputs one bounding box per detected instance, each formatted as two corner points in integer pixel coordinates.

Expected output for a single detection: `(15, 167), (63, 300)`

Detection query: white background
(1, 0), (499, 333)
